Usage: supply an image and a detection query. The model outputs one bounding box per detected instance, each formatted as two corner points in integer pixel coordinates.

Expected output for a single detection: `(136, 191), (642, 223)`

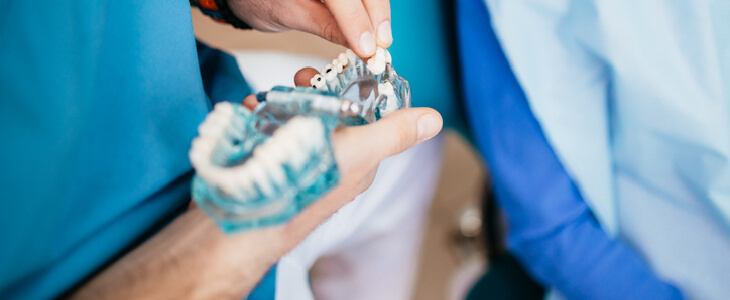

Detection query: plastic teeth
(346, 49), (358, 65)
(190, 110), (328, 201)
(190, 102), (238, 180)
(322, 63), (342, 93)
(323, 64), (337, 81)
(378, 81), (399, 117)
(332, 59), (343, 73)
(310, 74), (327, 90)
(366, 47), (388, 75)
(312, 47), (397, 95)
(338, 53), (348, 67)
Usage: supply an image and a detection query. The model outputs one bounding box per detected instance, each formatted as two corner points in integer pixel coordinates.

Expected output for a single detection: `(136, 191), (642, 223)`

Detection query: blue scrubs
(456, 0), (683, 298)
(0, 2), (273, 299)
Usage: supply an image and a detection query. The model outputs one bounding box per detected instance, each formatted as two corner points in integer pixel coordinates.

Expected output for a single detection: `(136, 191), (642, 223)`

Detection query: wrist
(191, 0), (251, 29)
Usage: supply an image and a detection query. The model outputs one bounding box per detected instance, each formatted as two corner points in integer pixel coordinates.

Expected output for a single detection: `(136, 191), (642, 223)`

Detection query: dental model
(190, 47), (409, 232)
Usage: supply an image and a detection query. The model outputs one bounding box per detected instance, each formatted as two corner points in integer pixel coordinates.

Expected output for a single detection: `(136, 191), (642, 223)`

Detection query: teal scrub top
(0, 2), (250, 298)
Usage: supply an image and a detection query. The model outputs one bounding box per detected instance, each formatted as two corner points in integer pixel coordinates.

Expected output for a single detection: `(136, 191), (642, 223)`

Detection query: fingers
(322, 0), (377, 58)
(332, 108), (443, 171)
(362, 0), (391, 47)
(294, 68), (320, 87)
(242, 95), (258, 111)
(277, 0), (348, 46)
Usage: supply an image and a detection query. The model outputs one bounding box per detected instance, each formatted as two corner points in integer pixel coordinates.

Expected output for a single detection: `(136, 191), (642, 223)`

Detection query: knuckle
(320, 21), (338, 43)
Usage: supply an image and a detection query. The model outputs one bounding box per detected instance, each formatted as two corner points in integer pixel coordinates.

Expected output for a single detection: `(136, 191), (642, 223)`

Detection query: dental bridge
(189, 48), (410, 232)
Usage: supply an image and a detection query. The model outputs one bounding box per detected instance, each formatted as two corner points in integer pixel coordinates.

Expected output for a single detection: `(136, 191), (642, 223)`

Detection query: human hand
(241, 67), (442, 243)
(227, 0), (392, 58)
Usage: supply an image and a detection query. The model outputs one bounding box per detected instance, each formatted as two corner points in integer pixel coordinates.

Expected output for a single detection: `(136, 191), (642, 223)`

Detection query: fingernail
(377, 21), (392, 45)
(417, 114), (442, 141)
(359, 31), (376, 56)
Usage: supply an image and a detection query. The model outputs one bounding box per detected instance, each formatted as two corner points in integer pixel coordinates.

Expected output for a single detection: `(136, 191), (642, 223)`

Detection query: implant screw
(340, 100), (362, 116)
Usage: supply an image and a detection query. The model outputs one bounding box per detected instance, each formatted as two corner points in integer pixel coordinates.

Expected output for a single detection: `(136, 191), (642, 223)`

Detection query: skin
(227, 0), (392, 58)
(71, 69), (443, 299)
(71, 2), (428, 297)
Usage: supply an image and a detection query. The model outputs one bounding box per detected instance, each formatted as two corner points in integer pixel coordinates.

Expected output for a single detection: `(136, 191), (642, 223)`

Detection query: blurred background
(192, 8), (490, 300)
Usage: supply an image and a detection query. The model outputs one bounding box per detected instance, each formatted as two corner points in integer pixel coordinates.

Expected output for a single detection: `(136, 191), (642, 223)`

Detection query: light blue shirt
(486, 0), (730, 298)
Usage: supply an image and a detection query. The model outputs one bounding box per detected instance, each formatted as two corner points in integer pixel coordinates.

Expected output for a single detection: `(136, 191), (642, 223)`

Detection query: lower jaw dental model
(189, 47), (410, 232)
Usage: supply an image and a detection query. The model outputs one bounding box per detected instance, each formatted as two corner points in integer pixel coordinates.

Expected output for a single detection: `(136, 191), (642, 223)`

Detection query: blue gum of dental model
(191, 105), (340, 232)
(190, 49), (410, 233)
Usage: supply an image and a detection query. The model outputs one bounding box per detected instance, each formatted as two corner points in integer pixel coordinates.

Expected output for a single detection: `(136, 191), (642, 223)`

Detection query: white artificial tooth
(310, 74), (327, 90)
(246, 159), (274, 196)
(259, 142), (285, 167)
(378, 82), (395, 96)
(291, 121), (311, 147)
(346, 49), (357, 61)
(284, 128), (308, 169)
(198, 121), (224, 139)
(367, 57), (386, 75)
(310, 74), (322, 86)
(204, 165), (226, 185)
(201, 110), (230, 129)
(338, 53), (348, 65)
(254, 148), (287, 185)
(278, 122), (306, 169)
(208, 108), (229, 121)
(211, 114), (232, 128)
(375, 47), (386, 60)
(302, 119), (324, 151)
(333, 59), (343, 73)
(189, 148), (208, 168)
(269, 144), (290, 164)
(192, 137), (215, 156)
(218, 174), (238, 197)
(290, 152), (309, 171)
(195, 166), (214, 184)
(287, 141), (306, 168)
(378, 82), (399, 116)
(384, 49), (392, 63)
(303, 124), (323, 151)
(214, 101), (234, 115)
(323, 63), (337, 81)
(235, 169), (253, 190)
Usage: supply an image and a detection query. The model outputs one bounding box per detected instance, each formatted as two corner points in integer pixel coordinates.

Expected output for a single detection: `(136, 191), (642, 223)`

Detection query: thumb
(332, 108), (443, 169)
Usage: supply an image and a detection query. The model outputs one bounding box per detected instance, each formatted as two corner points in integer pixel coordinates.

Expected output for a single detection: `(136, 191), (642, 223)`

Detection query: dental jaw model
(190, 47), (410, 232)
(311, 48), (410, 122)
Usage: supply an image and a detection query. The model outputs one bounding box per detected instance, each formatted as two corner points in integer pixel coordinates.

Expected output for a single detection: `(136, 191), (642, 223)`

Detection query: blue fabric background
(0, 2), (261, 298)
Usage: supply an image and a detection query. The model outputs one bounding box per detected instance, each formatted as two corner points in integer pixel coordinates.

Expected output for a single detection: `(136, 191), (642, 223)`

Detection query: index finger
(323, 0), (377, 58)
(362, 0), (392, 47)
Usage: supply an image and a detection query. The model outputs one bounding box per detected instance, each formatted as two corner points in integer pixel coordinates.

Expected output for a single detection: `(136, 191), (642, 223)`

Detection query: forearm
(71, 208), (284, 299)
(71, 181), (358, 300)
(508, 209), (683, 300)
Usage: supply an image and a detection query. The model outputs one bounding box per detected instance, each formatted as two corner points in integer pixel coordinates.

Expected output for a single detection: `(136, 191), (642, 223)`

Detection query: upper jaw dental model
(189, 47), (410, 232)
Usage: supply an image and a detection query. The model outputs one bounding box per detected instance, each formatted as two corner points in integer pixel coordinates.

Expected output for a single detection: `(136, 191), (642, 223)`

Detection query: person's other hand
(227, 0), (391, 58)
(241, 68), (442, 242)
